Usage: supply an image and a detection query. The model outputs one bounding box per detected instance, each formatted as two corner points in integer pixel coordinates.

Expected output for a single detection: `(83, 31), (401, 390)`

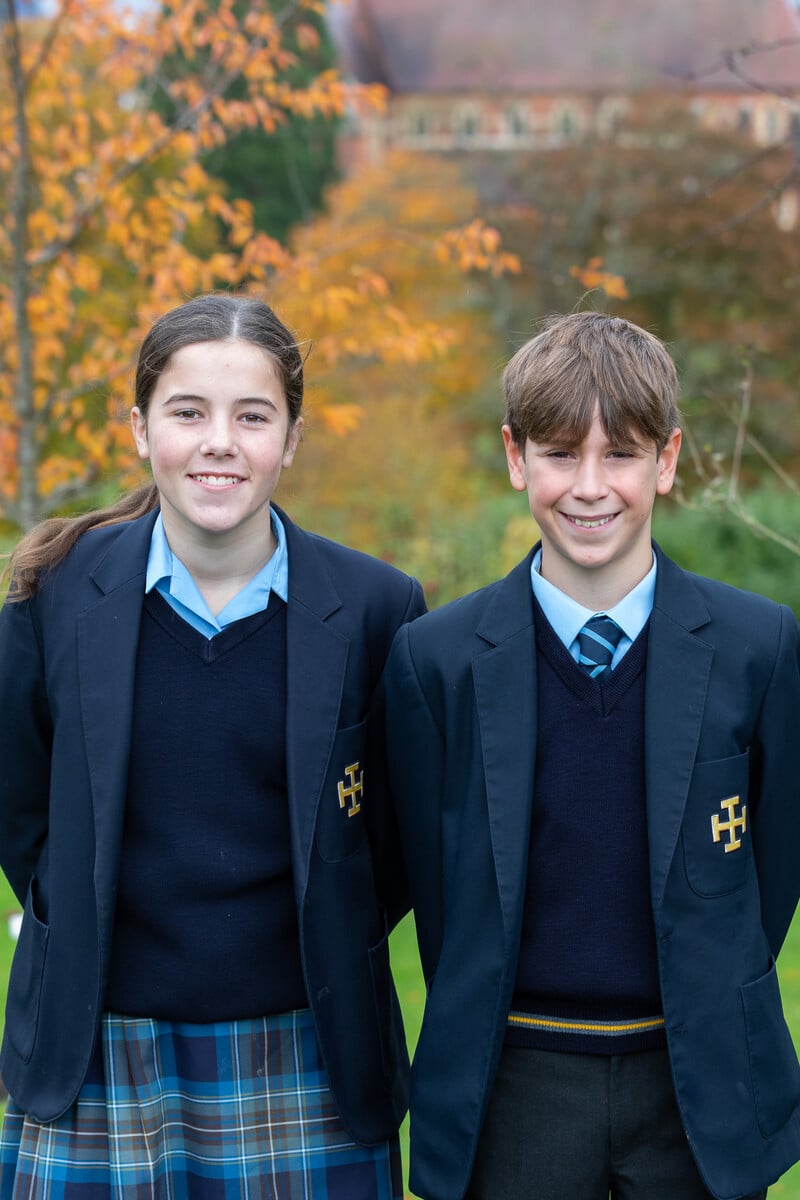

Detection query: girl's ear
(131, 408), (150, 461)
(282, 416), (304, 469)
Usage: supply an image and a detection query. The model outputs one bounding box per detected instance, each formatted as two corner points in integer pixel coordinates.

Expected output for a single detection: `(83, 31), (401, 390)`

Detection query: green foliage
(653, 487), (800, 617)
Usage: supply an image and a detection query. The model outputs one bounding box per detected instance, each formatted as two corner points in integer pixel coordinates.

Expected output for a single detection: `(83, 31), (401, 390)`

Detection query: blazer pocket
(315, 719), (369, 863)
(741, 960), (800, 1139)
(682, 751), (755, 897)
(6, 879), (49, 1064)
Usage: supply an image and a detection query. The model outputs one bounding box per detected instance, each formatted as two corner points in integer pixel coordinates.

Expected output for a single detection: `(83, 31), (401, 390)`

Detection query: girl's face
(131, 339), (302, 553)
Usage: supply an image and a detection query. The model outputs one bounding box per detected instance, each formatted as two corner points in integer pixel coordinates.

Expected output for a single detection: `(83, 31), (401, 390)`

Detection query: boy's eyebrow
(531, 430), (650, 451)
(530, 430), (583, 448)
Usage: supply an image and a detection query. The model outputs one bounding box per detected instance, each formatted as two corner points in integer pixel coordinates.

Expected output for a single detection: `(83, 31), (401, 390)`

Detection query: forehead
(160, 339), (283, 389)
(532, 406), (655, 450)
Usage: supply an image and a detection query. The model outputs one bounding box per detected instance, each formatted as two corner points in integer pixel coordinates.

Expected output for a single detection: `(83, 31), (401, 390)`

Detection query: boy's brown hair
(502, 311), (680, 453)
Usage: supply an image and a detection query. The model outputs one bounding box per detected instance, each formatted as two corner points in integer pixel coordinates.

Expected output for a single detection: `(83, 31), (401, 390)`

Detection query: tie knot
(577, 615), (624, 679)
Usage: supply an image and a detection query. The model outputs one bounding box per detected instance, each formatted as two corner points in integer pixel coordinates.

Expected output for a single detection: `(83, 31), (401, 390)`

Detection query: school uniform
(384, 542), (800, 1200)
(0, 505), (425, 1197)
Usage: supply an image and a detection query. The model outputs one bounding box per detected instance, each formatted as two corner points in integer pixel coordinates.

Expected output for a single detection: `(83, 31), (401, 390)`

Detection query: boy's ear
(502, 425), (529, 493)
(655, 427), (682, 496)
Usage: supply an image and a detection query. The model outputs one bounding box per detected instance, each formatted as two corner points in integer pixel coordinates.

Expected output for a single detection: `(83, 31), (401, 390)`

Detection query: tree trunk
(4, 0), (38, 529)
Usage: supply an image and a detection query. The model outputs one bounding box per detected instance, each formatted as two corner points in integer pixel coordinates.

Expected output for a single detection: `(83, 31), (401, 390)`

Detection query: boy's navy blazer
(385, 543), (800, 1200)
(0, 507), (425, 1142)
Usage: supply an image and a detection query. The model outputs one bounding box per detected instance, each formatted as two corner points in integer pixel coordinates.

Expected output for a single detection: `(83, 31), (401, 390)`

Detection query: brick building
(328, 0), (800, 162)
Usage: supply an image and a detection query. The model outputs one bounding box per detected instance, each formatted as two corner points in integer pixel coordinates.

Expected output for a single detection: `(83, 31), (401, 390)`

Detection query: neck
(161, 512), (277, 616)
(541, 548), (653, 612)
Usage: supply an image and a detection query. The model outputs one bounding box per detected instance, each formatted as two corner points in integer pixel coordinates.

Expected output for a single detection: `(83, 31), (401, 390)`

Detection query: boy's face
(503, 405), (681, 608)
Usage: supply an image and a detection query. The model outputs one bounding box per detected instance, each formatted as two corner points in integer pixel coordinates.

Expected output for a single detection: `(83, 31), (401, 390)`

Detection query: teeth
(194, 475), (239, 487)
(572, 515), (614, 528)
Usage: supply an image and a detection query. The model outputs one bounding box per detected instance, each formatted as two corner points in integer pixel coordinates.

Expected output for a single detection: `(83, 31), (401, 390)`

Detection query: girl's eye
(175, 408), (201, 420)
(240, 412), (267, 425)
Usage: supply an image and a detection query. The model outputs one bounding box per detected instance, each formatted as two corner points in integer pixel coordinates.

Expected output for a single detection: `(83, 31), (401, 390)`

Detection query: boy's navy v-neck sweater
(508, 599), (665, 1055)
(105, 590), (307, 1022)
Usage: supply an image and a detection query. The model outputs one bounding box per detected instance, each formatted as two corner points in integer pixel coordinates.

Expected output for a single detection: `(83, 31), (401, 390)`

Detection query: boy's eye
(547, 450), (575, 460)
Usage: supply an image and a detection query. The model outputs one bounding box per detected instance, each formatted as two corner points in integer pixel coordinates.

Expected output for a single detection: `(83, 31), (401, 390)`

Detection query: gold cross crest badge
(711, 794), (747, 853)
(337, 762), (364, 818)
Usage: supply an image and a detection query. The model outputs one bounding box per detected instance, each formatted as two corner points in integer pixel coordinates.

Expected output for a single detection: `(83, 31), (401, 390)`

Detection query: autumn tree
(0, 0), (515, 532)
(453, 99), (800, 475)
(158, 0), (341, 241)
(271, 151), (526, 602)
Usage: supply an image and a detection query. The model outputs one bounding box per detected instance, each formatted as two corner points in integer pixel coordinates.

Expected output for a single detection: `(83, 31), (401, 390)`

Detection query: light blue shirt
(530, 548), (656, 669)
(145, 510), (289, 639)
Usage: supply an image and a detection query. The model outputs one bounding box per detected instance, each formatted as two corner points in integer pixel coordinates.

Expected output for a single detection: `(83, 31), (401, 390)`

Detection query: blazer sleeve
(0, 595), (53, 905)
(750, 602), (800, 956)
(383, 620), (445, 983)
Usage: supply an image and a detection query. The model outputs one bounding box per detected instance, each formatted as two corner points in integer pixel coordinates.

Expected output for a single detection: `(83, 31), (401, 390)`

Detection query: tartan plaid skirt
(0, 1008), (403, 1200)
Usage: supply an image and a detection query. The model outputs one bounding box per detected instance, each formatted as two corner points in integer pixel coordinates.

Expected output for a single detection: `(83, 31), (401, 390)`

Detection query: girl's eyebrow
(162, 393), (279, 410)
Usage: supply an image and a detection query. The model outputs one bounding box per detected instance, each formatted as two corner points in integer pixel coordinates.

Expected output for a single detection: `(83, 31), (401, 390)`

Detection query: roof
(327, 0), (800, 93)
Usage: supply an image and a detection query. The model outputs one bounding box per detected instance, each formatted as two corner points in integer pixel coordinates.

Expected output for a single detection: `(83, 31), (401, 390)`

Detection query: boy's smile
(503, 406), (681, 608)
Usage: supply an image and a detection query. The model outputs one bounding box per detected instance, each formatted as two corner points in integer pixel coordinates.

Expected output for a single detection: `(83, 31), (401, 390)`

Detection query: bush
(653, 487), (800, 617)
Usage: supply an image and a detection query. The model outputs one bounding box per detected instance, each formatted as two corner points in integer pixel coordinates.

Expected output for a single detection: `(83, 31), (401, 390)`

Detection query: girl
(0, 293), (425, 1199)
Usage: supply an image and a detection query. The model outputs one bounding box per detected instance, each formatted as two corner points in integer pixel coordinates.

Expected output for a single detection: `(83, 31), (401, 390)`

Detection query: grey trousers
(466, 1044), (767, 1200)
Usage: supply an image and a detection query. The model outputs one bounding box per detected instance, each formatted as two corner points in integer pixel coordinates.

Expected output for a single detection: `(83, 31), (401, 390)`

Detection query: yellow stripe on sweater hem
(507, 1012), (665, 1035)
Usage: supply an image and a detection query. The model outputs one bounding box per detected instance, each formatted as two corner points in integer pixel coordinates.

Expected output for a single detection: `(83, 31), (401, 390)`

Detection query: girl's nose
(200, 421), (238, 457)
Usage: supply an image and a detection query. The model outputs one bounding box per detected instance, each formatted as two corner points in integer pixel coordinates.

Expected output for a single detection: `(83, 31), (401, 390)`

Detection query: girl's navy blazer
(0, 507), (425, 1143)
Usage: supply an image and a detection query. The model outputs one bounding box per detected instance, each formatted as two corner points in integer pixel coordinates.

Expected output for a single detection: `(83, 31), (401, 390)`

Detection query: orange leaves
(37, 454), (89, 497)
(295, 22), (320, 53)
(318, 404), (364, 437)
(436, 219), (521, 277)
(569, 257), (629, 299)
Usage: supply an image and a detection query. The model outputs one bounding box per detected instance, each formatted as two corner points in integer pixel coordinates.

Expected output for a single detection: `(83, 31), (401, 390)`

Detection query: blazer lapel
(472, 554), (538, 944)
(80, 512), (156, 943)
(645, 547), (713, 920)
(280, 513), (349, 901)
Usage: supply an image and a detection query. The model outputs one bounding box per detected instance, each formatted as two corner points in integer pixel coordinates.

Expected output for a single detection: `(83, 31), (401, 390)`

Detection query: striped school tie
(577, 615), (624, 680)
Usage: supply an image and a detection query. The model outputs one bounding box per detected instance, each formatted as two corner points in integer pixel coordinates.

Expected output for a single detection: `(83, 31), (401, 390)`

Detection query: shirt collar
(145, 509), (289, 634)
(530, 546), (656, 649)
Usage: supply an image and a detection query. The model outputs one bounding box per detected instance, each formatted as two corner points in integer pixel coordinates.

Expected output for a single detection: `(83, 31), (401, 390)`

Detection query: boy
(384, 312), (800, 1200)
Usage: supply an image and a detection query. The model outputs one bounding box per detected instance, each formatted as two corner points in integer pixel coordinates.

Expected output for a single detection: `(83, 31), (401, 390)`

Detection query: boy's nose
(571, 457), (609, 499)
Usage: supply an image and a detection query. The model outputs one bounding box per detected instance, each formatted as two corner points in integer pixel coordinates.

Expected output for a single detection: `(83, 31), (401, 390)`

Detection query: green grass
(0, 876), (17, 1030)
(390, 908), (800, 1199)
